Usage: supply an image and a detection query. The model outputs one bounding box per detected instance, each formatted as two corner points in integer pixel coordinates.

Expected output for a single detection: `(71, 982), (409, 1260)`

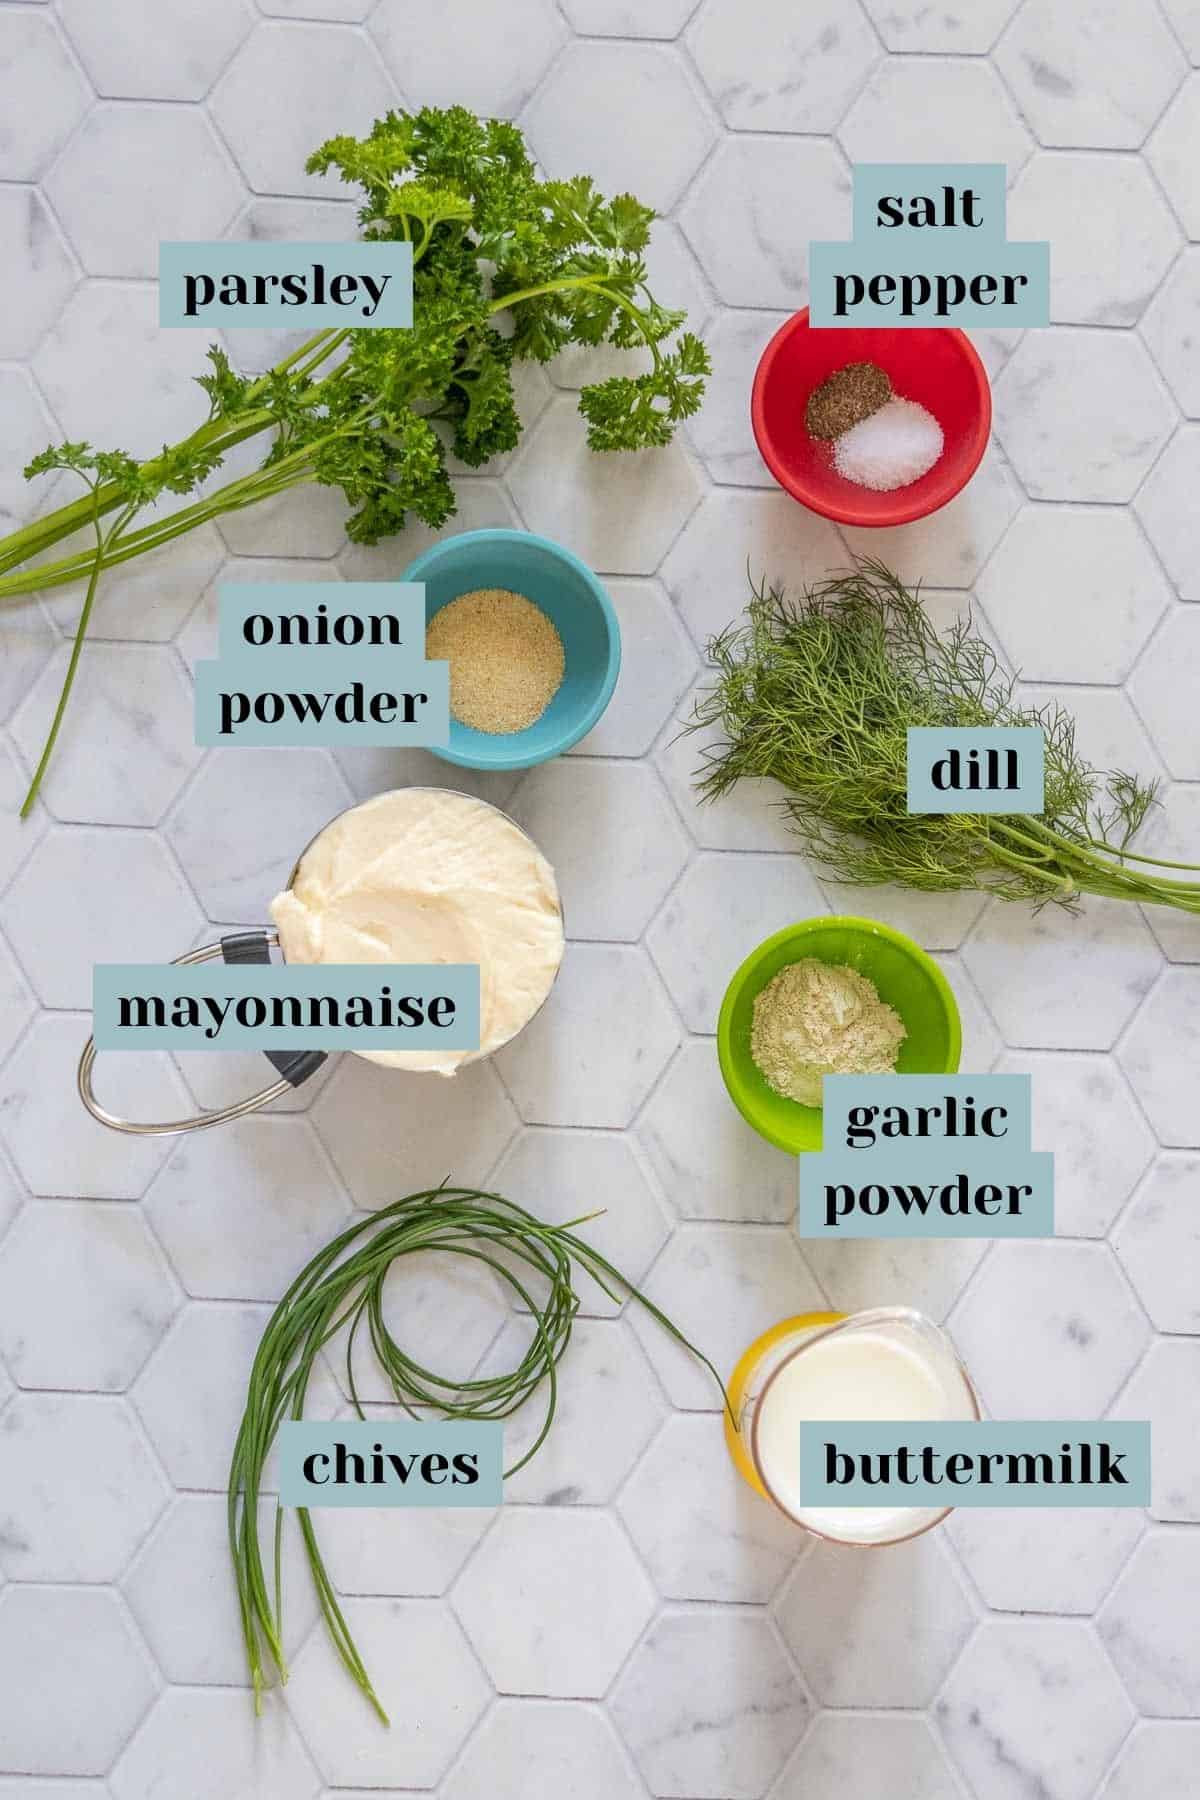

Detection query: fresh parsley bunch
(1, 106), (710, 813)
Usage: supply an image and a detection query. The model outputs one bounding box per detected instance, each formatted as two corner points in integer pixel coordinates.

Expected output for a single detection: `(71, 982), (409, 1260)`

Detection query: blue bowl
(401, 528), (621, 771)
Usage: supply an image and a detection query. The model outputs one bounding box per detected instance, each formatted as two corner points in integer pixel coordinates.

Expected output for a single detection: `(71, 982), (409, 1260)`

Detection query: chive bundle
(228, 1185), (727, 1721)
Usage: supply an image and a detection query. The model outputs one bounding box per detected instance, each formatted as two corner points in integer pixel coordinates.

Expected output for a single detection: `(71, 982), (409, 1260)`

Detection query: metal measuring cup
(77, 788), (564, 1137)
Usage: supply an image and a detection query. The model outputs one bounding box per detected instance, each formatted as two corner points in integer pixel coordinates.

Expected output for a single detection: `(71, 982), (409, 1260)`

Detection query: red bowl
(751, 309), (991, 528)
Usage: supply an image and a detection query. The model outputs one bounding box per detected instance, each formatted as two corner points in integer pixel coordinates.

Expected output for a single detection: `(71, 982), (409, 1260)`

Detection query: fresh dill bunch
(689, 561), (1200, 914)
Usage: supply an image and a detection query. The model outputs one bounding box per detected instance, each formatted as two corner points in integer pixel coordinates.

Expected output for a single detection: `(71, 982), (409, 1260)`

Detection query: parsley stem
(19, 496), (138, 816)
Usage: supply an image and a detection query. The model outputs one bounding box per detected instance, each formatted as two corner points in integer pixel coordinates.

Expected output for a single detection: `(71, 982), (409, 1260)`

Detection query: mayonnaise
(270, 788), (563, 1076)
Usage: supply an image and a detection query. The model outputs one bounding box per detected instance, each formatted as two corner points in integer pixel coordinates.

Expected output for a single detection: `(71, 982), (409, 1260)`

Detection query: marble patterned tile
(1101, 1722), (1200, 1798)
(0, 601), (56, 729)
(1162, 0), (1200, 62)
(490, 1126), (671, 1316)
(626, 1222), (826, 1409)
(840, 446), (1022, 586)
(164, 744), (352, 920)
(507, 394), (703, 575)
(686, 310), (790, 486)
(522, 41), (716, 214)
(0, 190), (75, 362)
(453, 1507), (655, 1697)
(686, 0), (877, 131)
(0, 1392), (169, 1582)
(123, 1493), (318, 1685)
(13, 642), (201, 827)
(1014, 683), (1165, 786)
(316, 1432), (495, 1595)
(656, 680), (802, 854)
(1117, 966), (1200, 1144)
(840, 56), (1033, 167)
(372, 0), (566, 114)
(442, 1701), (644, 1800)
(1016, 152), (1180, 324)
(110, 1690), (319, 1800)
(978, 505), (1170, 683)
(0, 371), (60, 543)
(646, 852), (826, 1032)
(994, 0), (1187, 149)
(46, 106), (243, 279)
(950, 1240), (1150, 1418)
(478, 1316), (666, 1504)
(57, 0), (253, 100)
(33, 281), (211, 450)
(146, 1116), (351, 1301)
(861, 0), (1020, 52)
(802, 1236), (988, 1323)
(1135, 786), (1200, 961)
(1135, 428), (1200, 599)
(993, 1048), (1156, 1236)
(2, 827), (203, 1008)
(1100, 1530), (1200, 1715)
(661, 488), (845, 655)
(775, 1713), (965, 1800)
(0, 1014), (187, 1199)
(49, 522), (226, 645)
(0, 1200), (179, 1392)
(994, 330), (1177, 502)
(1112, 1155), (1200, 1331)
(949, 1506), (1144, 1614)
(680, 137), (850, 311)
(210, 22), (397, 198)
(1148, 73), (1200, 236)
(638, 1037), (797, 1223)
(611, 1609), (809, 1800)
(617, 1412), (802, 1602)
(312, 1048), (517, 1202)
(132, 1300), (272, 1489)
(0, 10), (89, 180)
(1141, 249), (1200, 416)
(1111, 1340), (1200, 1521)
(0, 1587), (158, 1777)
(510, 759), (689, 941)
(777, 1532), (974, 1707)
(495, 942), (681, 1128)
(937, 1618), (1136, 1800)
(567, 578), (697, 758)
(962, 896), (1161, 1050)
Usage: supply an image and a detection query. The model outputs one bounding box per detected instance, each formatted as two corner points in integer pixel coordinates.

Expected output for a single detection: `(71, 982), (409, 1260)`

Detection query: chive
(228, 1185), (730, 1720)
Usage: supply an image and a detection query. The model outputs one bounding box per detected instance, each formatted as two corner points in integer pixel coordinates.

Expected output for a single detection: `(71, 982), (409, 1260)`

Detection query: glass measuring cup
(724, 1306), (981, 1546)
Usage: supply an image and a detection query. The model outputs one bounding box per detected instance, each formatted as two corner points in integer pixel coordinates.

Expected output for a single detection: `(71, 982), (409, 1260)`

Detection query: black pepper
(805, 361), (893, 440)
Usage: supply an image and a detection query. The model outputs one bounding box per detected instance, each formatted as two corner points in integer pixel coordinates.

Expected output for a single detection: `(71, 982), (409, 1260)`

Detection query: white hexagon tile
(1, 2), (1200, 1797)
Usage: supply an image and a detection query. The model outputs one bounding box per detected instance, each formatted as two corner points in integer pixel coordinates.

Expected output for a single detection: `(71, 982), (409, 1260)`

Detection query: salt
(833, 396), (943, 492)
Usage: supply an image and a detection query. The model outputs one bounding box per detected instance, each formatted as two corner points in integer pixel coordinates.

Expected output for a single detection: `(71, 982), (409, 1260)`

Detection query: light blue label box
(93, 962), (480, 1052)
(809, 162), (1049, 328)
(799, 1148), (1054, 1237)
(198, 579), (448, 747)
(216, 582), (427, 659)
(194, 650), (449, 746)
(822, 1073), (1032, 1151)
(279, 1421), (503, 1507)
(906, 727), (1045, 814)
(160, 241), (413, 329)
(799, 1421), (1150, 1508)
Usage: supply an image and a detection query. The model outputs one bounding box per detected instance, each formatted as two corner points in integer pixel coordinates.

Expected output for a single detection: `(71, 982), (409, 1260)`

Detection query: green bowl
(717, 915), (962, 1154)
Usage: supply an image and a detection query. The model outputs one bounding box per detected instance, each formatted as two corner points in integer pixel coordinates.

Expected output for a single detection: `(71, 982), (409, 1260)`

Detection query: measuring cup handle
(77, 932), (328, 1137)
(218, 929), (328, 1089)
